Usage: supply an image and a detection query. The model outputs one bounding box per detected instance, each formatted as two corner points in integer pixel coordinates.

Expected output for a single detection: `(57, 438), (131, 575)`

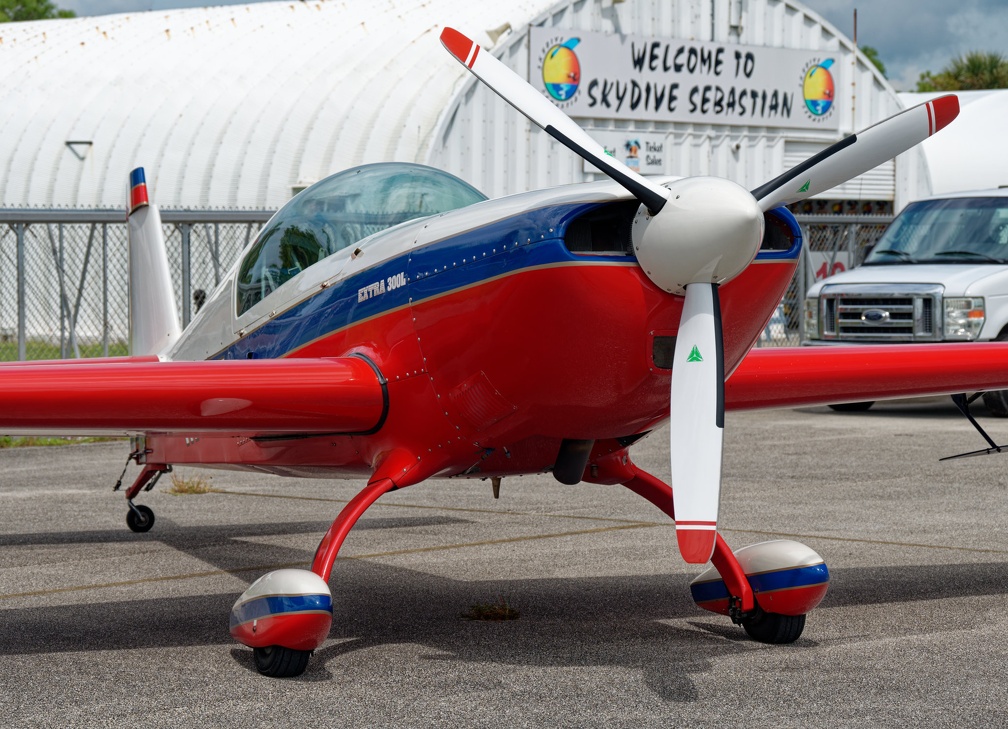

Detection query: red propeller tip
(677, 526), (717, 564)
(440, 27), (476, 65)
(930, 94), (959, 135)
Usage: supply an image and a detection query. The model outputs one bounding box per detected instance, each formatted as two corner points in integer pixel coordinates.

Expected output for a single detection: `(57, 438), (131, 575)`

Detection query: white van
(803, 188), (1008, 414)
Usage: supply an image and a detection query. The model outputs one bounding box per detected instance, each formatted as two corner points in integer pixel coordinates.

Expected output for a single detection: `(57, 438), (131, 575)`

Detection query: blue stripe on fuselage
(214, 201), (802, 361)
(216, 202), (607, 360)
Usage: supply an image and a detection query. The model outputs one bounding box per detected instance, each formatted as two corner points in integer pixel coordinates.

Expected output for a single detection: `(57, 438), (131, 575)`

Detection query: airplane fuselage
(151, 179), (801, 480)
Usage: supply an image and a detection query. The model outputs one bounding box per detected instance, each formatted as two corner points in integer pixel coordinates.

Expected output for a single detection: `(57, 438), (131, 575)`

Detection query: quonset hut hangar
(0, 0), (933, 357)
(0, 0), (928, 210)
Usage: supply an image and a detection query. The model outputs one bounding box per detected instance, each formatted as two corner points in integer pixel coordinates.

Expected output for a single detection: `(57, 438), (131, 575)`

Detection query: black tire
(126, 504), (155, 533)
(253, 646), (312, 678)
(741, 608), (805, 644)
(982, 390), (1008, 417)
(827, 401), (874, 412)
(981, 331), (1008, 416)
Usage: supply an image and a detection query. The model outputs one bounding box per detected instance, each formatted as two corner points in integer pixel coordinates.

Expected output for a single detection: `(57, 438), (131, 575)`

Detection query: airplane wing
(725, 343), (1008, 410)
(0, 355), (387, 436)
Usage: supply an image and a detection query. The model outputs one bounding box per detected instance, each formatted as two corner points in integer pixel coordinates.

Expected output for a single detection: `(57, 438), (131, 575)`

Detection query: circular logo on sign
(802, 58), (835, 116)
(542, 38), (581, 101)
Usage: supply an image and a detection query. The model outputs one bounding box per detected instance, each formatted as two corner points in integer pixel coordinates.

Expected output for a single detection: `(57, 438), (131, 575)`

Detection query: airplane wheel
(741, 607), (805, 644)
(126, 504), (155, 533)
(827, 401), (874, 412)
(254, 645), (312, 678)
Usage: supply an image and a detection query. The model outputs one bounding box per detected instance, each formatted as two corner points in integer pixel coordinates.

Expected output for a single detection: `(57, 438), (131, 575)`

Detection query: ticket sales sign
(530, 28), (841, 130)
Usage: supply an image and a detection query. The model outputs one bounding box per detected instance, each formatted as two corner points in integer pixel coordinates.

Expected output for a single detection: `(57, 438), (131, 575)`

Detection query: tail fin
(127, 168), (181, 356)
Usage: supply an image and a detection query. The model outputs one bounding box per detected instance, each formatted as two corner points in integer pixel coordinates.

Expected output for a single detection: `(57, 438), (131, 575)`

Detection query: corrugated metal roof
(0, 0), (916, 209)
(0, 0), (548, 208)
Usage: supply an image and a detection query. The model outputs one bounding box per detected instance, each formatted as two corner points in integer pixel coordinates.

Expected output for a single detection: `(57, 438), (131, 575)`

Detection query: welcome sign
(529, 28), (841, 131)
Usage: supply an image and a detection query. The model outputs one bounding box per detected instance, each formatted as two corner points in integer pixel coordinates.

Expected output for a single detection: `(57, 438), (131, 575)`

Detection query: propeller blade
(440, 27), (669, 214)
(670, 283), (724, 564)
(752, 95), (959, 211)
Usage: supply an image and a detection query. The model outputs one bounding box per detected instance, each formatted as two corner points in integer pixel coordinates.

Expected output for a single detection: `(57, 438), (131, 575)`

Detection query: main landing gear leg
(309, 478), (396, 583)
(229, 477), (397, 678)
(588, 454), (827, 643)
(613, 461), (754, 615)
(230, 450), (427, 679)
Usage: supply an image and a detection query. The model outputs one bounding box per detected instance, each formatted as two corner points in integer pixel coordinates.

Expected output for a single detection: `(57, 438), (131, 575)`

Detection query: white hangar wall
(0, 0), (927, 210)
(430, 0), (929, 210)
(0, 0), (551, 209)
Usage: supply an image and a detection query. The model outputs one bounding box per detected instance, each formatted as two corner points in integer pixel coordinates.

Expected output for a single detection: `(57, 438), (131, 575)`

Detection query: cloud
(802, 0), (1008, 90)
(50, 0), (1008, 93)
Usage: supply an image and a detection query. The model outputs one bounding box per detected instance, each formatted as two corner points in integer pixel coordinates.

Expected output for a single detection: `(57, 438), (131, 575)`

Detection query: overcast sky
(801, 0), (1008, 90)
(51, 0), (1008, 92)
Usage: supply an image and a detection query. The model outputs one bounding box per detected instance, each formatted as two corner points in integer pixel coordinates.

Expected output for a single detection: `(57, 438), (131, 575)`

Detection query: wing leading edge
(725, 343), (1008, 410)
(0, 356), (387, 436)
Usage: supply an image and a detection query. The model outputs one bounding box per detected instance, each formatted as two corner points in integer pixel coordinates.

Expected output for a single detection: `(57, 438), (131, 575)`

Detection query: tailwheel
(741, 606), (806, 644)
(253, 645), (312, 678)
(126, 503), (155, 533)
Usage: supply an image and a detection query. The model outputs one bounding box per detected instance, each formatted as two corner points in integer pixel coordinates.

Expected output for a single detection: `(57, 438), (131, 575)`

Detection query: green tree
(860, 46), (887, 78)
(917, 51), (1008, 91)
(0, 0), (75, 22)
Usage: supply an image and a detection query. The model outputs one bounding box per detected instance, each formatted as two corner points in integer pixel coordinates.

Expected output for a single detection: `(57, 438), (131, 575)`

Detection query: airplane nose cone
(633, 177), (764, 296)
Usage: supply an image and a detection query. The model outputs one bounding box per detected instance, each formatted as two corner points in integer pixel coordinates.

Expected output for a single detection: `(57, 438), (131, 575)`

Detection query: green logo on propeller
(798, 179), (811, 193)
(686, 345), (703, 363)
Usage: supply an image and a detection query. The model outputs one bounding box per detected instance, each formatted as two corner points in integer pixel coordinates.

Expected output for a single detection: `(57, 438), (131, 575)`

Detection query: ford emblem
(862, 308), (889, 322)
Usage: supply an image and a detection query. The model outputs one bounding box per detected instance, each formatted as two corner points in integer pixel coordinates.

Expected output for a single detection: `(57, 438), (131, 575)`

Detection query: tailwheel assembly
(115, 457), (171, 534)
(126, 502), (155, 533)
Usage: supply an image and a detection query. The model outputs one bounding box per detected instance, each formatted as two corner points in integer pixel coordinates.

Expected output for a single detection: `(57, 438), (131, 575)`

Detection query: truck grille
(819, 284), (943, 342)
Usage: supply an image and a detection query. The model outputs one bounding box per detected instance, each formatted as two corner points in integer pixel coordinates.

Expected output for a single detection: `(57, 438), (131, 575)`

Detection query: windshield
(863, 197), (1008, 265)
(236, 163), (486, 315)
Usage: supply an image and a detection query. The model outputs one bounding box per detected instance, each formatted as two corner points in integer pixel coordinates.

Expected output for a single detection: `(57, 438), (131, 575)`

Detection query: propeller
(440, 26), (959, 564)
(752, 95), (959, 211)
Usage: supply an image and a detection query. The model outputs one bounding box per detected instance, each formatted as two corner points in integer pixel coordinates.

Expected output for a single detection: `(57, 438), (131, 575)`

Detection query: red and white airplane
(2, 28), (1005, 678)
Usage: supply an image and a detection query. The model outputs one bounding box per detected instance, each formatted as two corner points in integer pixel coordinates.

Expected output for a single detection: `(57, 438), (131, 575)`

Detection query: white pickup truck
(803, 188), (1008, 414)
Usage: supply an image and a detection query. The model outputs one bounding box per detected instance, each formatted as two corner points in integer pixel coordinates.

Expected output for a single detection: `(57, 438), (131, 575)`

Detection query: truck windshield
(863, 197), (1008, 265)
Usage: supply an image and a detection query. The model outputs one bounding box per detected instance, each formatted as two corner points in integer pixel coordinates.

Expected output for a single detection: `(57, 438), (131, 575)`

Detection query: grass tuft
(0, 435), (122, 448)
(166, 472), (216, 495)
(461, 594), (521, 621)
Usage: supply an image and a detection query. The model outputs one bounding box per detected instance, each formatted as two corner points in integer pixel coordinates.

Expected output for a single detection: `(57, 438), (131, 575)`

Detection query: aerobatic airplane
(1, 27), (1005, 678)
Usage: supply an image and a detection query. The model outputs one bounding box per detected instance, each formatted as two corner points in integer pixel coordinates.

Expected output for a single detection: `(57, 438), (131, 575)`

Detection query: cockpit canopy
(236, 163), (486, 316)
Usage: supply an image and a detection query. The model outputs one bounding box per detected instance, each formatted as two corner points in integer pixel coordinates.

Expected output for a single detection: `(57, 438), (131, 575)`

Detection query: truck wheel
(827, 401), (874, 412)
(982, 390), (1008, 417)
(982, 331), (1008, 417)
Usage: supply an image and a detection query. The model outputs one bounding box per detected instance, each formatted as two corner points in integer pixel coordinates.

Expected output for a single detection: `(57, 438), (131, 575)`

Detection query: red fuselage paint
(147, 255), (797, 479)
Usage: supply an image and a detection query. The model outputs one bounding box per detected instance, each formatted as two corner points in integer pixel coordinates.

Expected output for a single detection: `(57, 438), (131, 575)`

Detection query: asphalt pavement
(0, 399), (1005, 727)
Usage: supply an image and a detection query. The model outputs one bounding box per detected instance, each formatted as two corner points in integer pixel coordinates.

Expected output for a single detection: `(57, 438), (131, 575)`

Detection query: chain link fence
(0, 210), (893, 359)
(0, 210), (271, 361)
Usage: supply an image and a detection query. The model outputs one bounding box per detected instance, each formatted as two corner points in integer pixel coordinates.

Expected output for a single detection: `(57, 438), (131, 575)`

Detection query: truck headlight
(943, 297), (985, 340)
(804, 297), (819, 339)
